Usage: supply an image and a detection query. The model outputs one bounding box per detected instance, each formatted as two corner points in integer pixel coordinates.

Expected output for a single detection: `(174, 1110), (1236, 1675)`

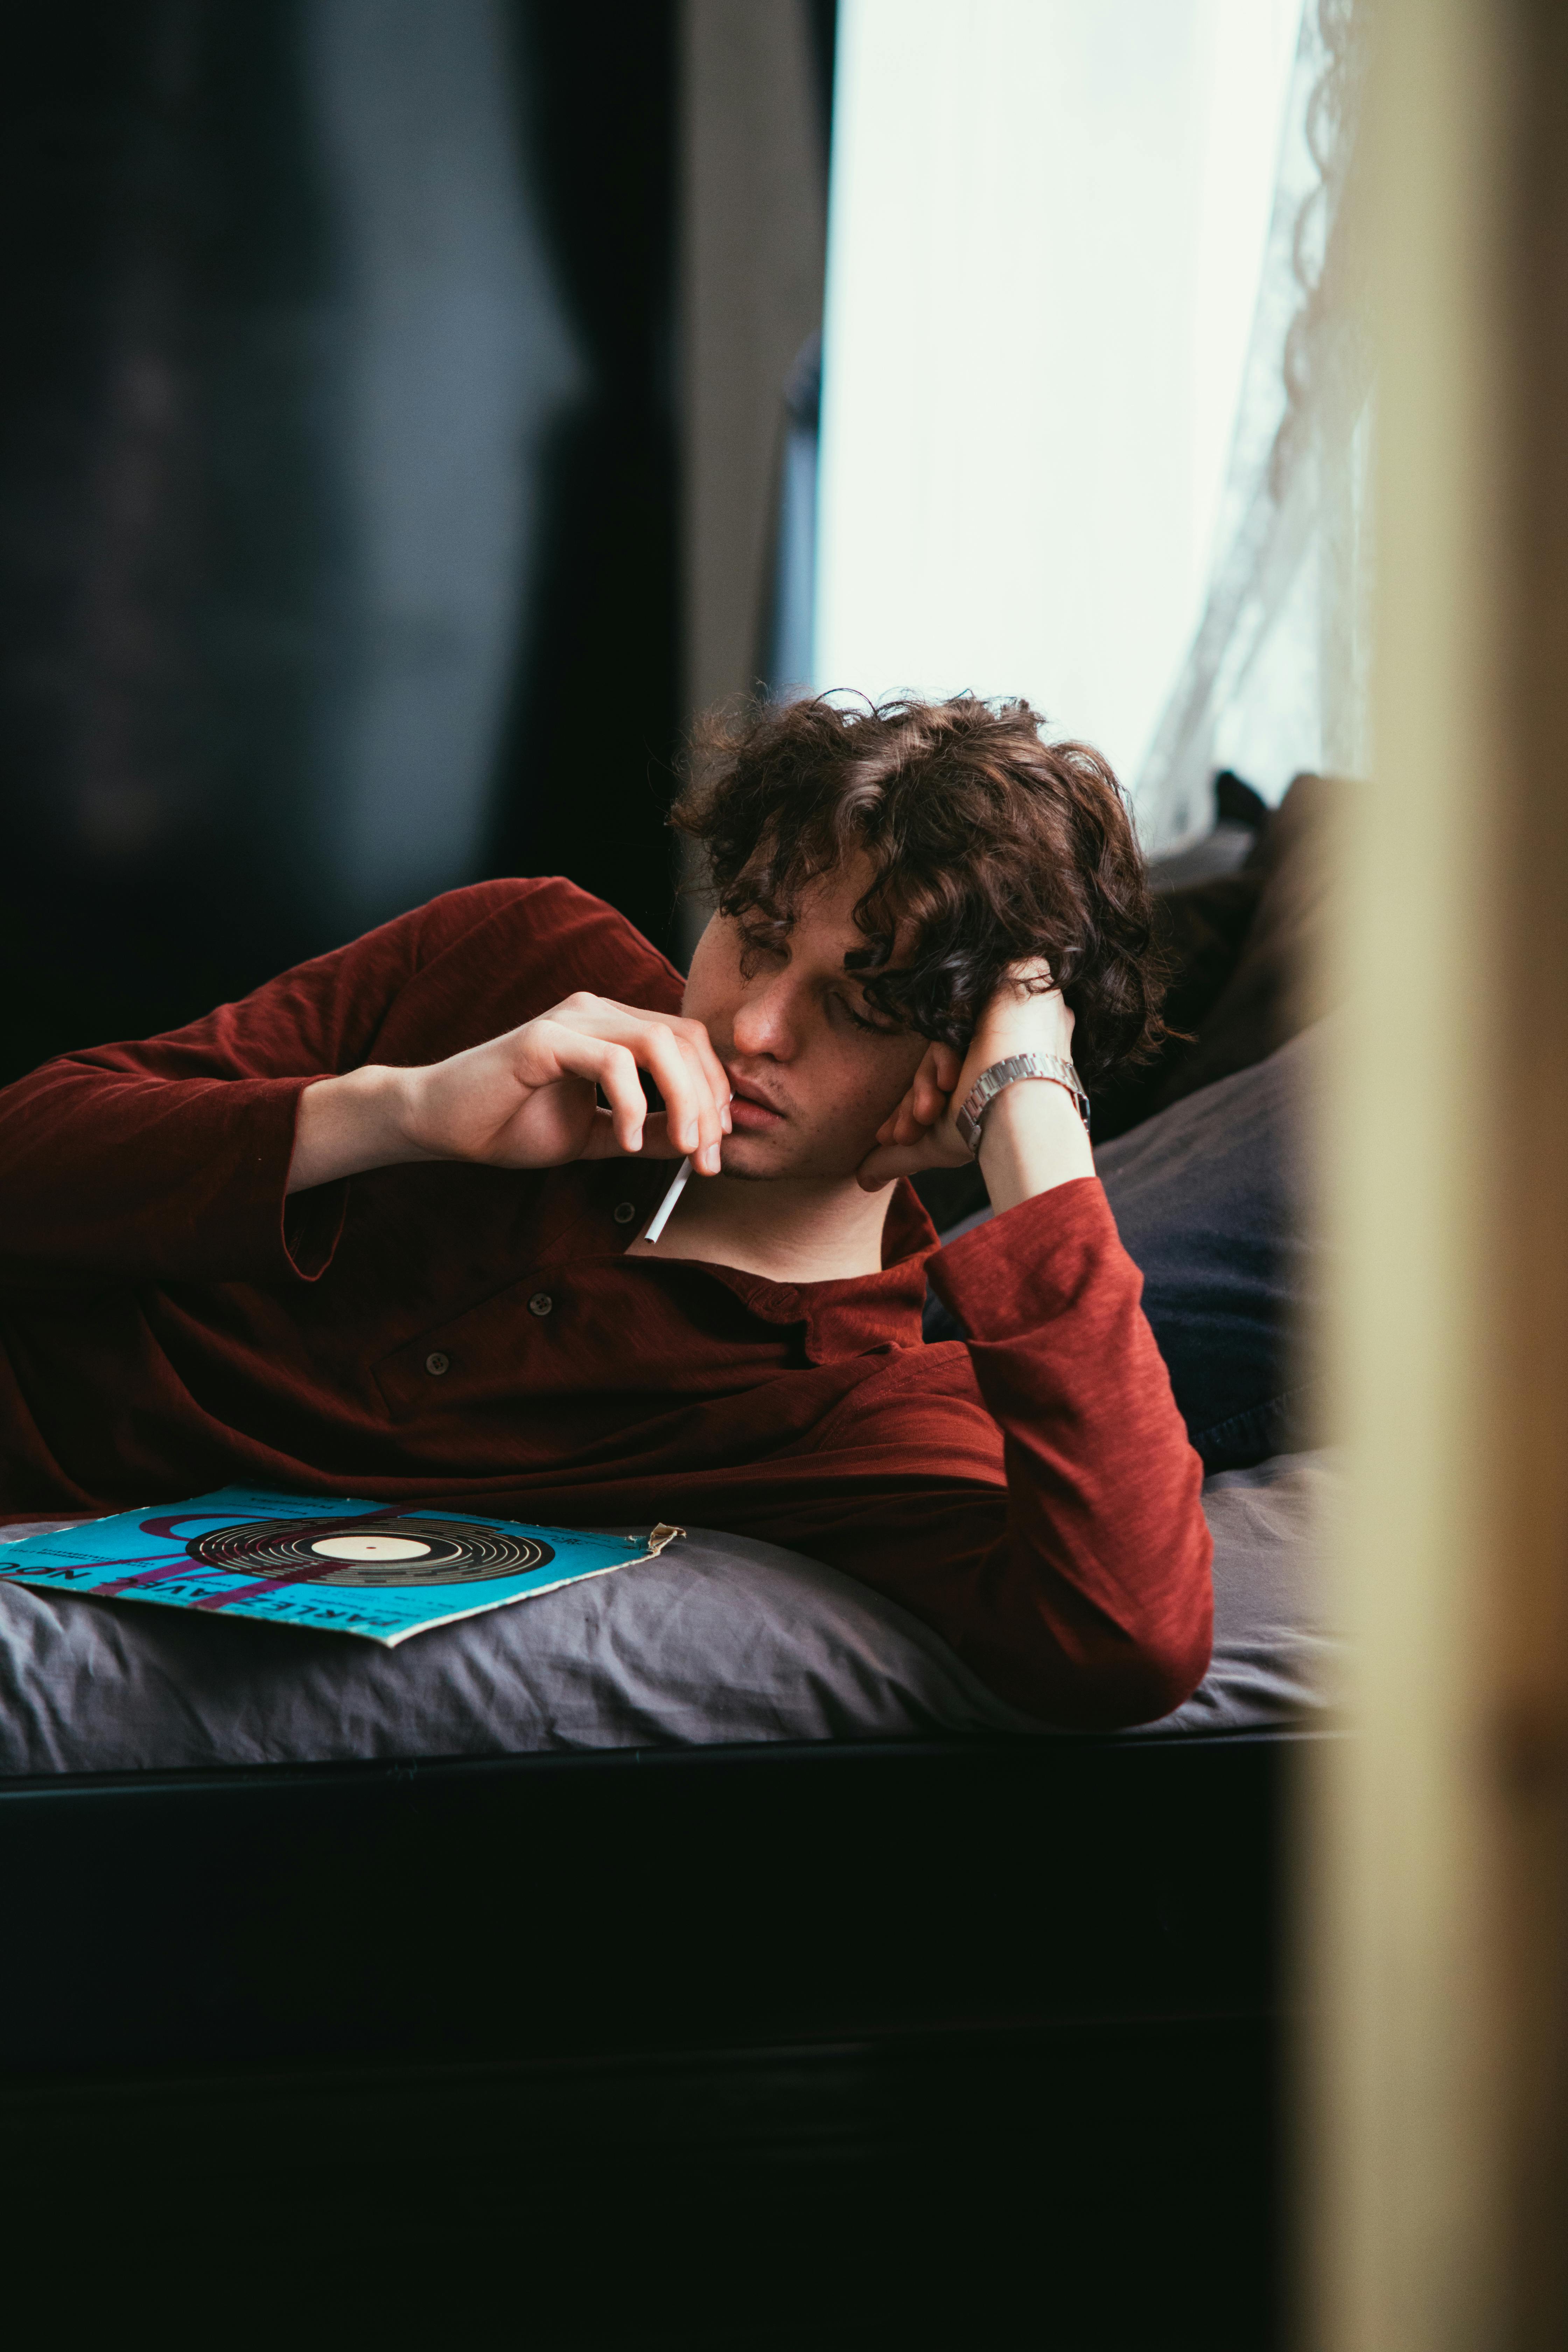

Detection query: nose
(730, 967), (801, 1062)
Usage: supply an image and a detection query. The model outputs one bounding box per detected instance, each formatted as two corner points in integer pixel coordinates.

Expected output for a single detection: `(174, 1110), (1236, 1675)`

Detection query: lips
(726, 1070), (786, 1125)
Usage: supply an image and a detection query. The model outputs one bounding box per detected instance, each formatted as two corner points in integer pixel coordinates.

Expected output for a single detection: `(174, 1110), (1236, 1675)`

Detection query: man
(0, 695), (1211, 1727)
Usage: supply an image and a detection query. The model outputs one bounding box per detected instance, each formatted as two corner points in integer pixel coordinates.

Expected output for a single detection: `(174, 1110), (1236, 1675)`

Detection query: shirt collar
(658, 1178), (938, 1364)
(550, 1161), (938, 1364)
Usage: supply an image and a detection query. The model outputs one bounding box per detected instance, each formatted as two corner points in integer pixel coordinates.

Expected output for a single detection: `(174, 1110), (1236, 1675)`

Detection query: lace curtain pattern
(1135, 0), (1370, 849)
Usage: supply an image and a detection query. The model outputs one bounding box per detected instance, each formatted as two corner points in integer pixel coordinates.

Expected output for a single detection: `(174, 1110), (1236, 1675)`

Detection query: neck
(637, 1169), (894, 1284)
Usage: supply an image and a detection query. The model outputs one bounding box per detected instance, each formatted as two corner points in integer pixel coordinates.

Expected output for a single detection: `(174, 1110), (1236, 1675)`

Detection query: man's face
(682, 853), (930, 1181)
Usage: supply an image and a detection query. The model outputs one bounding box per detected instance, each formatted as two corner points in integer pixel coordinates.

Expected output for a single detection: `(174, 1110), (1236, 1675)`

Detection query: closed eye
(833, 990), (901, 1036)
(736, 931), (789, 980)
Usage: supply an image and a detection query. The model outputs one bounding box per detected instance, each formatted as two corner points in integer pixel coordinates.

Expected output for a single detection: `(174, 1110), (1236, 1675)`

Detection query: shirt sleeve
(0, 879), (615, 1292)
(805, 1179), (1213, 1729)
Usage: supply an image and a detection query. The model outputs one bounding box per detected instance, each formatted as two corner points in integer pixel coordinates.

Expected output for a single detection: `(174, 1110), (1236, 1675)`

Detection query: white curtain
(814, 0), (1302, 793)
(1133, 0), (1370, 847)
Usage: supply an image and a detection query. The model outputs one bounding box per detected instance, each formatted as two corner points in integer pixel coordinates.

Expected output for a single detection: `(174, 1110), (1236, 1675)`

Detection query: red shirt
(0, 878), (1211, 1727)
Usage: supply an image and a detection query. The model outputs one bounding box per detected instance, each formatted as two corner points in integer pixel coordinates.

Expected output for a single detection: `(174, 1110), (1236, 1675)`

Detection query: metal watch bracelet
(954, 1052), (1091, 1156)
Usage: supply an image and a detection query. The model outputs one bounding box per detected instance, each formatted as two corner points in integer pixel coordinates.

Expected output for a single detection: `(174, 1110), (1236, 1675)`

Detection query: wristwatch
(954, 1052), (1091, 1156)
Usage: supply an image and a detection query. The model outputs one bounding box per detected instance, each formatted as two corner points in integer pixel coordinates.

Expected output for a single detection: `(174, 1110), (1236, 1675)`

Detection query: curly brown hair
(669, 693), (1167, 1087)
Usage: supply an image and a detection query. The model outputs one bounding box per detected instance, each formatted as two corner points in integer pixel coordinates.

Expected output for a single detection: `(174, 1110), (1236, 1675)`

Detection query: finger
(918, 1042), (963, 1122)
(874, 1089), (921, 1148)
(580, 1108), (685, 1161)
(911, 1066), (953, 1129)
(634, 1024), (723, 1169)
(855, 1139), (953, 1192)
(670, 1031), (728, 1172)
(904, 1051), (952, 1136)
(596, 1001), (733, 1135)
(669, 1013), (733, 1136)
(891, 1096), (934, 1146)
(882, 1045), (942, 1144)
(594, 1040), (649, 1154)
(589, 1010), (725, 1161)
(540, 1030), (648, 1153)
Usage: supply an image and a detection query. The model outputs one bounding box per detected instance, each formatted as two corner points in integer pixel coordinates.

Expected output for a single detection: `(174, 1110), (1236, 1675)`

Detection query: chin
(716, 1132), (792, 1181)
(718, 1131), (861, 1183)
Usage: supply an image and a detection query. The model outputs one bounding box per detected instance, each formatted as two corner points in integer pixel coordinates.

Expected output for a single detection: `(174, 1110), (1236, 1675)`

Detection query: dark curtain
(0, 2), (341, 1082)
(486, 0), (680, 958)
(0, 0), (682, 1087)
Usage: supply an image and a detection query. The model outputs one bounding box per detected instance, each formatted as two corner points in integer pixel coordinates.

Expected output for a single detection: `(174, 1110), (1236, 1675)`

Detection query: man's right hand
(286, 994), (732, 1195)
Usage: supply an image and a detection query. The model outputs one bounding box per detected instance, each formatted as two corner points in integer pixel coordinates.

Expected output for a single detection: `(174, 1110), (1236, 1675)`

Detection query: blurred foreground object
(1308, 1), (1568, 2347)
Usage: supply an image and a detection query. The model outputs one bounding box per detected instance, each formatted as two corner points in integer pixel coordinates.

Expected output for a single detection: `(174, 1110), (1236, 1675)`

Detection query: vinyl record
(184, 1515), (555, 1587)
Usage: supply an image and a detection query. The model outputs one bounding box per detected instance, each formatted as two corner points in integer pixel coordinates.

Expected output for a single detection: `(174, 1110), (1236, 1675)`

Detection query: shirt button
(425, 1350), (450, 1377)
(613, 1200), (636, 1225)
(528, 1293), (554, 1318)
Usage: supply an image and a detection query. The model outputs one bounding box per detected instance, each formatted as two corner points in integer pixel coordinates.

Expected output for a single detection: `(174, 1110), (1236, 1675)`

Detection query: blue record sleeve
(0, 1488), (683, 1646)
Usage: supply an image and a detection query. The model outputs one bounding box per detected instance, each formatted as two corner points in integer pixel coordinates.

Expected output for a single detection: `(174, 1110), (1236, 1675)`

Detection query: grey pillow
(0, 1450), (1339, 1773)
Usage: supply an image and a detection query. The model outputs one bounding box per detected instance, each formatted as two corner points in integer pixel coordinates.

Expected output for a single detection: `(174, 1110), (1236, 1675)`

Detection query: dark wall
(0, 0), (680, 1086)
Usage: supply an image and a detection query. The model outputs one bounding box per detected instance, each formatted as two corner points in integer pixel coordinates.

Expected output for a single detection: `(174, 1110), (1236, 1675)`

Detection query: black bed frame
(0, 1729), (1304, 2347)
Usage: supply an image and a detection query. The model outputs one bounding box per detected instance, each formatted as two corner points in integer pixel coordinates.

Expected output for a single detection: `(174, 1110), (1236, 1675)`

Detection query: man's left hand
(855, 958), (1078, 1191)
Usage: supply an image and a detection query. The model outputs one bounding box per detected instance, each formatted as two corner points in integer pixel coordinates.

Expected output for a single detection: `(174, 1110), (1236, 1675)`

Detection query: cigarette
(642, 1156), (692, 1246)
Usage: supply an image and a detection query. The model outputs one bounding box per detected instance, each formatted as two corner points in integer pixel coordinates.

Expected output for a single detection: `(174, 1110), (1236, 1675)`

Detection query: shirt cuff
(192, 1075), (350, 1284)
(927, 1176), (1129, 1340)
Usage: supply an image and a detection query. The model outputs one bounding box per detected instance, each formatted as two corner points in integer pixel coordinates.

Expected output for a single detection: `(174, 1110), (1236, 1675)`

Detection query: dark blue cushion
(924, 1023), (1329, 1471)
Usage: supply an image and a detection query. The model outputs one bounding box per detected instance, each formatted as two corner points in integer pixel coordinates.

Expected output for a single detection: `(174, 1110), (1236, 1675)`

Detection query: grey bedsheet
(0, 1451), (1339, 1773)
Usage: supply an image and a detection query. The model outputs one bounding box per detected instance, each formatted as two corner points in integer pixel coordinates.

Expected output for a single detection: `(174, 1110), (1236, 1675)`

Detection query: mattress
(0, 1449), (1338, 1772)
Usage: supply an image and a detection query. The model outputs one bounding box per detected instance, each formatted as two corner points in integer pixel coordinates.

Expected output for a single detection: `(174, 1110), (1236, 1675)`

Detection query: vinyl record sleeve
(0, 1487), (682, 1646)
